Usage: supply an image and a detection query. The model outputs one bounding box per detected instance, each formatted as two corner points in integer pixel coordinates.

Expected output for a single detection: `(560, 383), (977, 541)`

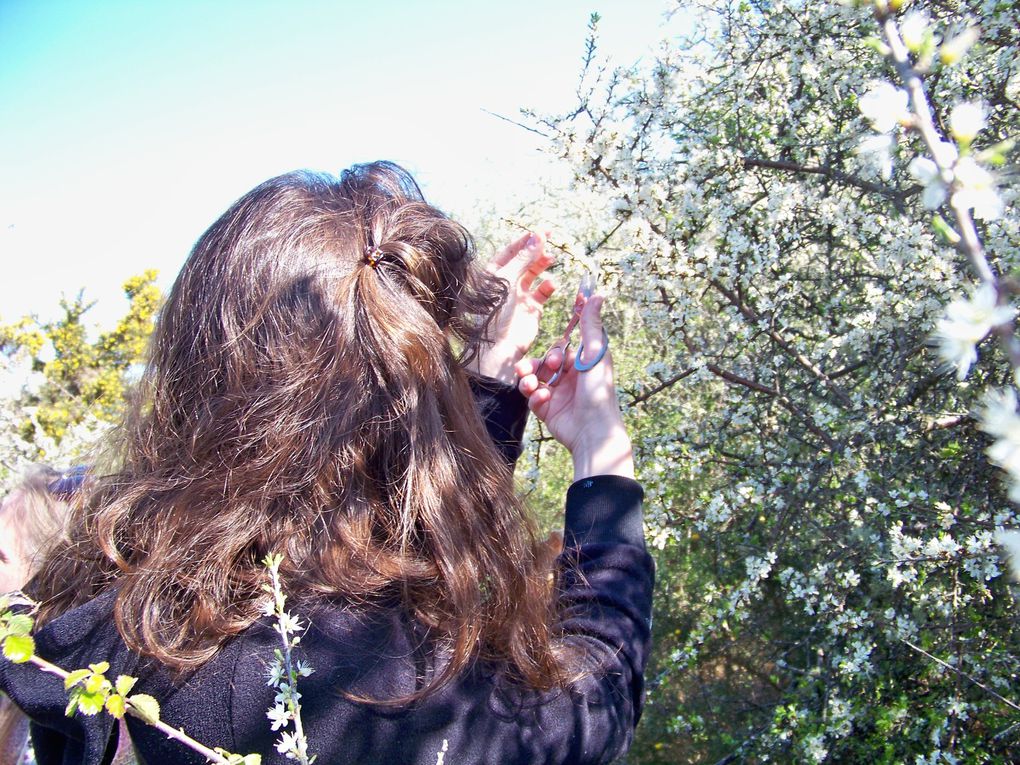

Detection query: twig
(742, 156), (912, 209)
(878, 16), (993, 283)
(877, 11), (1020, 397)
(627, 367), (697, 406)
(708, 279), (854, 408)
(900, 639), (1020, 713)
(704, 363), (837, 449)
(27, 655), (232, 764)
(479, 108), (551, 139)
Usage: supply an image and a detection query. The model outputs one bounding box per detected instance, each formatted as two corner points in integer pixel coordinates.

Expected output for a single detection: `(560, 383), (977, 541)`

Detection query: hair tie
(365, 247), (383, 269)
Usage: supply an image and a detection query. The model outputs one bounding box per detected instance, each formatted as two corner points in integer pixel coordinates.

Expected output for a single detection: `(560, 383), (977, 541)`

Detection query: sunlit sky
(1, 0), (670, 330)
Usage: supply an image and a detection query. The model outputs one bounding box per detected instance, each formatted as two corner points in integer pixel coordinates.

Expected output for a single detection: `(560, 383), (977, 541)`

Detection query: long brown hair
(30, 162), (566, 698)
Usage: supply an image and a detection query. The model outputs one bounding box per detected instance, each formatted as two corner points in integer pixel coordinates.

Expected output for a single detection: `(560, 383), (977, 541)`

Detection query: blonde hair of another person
(1, 465), (74, 765)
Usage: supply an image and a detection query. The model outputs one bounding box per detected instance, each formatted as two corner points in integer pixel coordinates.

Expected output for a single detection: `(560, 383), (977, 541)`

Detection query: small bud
(940, 26), (979, 65)
(976, 139), (1016, 168)
(900, 12), (929, 52)
(863, 36), (893, 56)
(931, 215), (961, 245)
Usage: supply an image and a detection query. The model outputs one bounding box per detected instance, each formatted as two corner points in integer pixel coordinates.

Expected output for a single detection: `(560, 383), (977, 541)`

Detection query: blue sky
(1, 0), (669, 329)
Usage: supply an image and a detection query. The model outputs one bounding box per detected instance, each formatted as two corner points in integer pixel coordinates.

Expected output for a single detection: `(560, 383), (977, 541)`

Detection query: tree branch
(709, 279), (854, 408)
(705, 363), (837, 450)
(627, 367), (697, 406)
(741, 156), (913, 210)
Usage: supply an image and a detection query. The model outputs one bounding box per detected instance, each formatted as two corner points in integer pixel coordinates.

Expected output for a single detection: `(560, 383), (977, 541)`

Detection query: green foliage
(1, 270), (159, 446)
(1, 597), (36, 664)
(2, 634), (34, 664)
(126, 694), (160, 726)
(0, 582), (261, 763)
(534, 0), (1020, 761)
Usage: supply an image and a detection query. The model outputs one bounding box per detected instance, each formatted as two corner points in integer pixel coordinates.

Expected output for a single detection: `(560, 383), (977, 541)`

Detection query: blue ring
(574, 329), (609, 372)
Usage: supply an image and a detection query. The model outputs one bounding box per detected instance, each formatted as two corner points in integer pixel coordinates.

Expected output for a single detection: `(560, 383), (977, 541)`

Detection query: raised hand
(515, 296), (634, 480)
(469, 232), (557, 384)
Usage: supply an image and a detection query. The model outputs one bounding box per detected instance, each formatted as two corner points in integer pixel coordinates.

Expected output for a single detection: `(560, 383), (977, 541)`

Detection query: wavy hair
(29, 162), (567, 699)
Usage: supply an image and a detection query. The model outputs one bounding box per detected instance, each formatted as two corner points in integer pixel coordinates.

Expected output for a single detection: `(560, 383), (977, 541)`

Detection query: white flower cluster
(0, 381), (111, 495)
(527, 0), (1020, 758)
(977, 390), (1020, 578)
(856, 13), (1004, 219)
(261, 554), (315, 764)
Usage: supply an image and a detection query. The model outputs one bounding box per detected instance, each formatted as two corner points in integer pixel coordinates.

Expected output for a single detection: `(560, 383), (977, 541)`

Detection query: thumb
(576, 295), (608, 369)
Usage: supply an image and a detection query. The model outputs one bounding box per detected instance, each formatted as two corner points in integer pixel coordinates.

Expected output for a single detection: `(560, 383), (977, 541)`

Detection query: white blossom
(980, 388), (1020, 440)
(940, 26), (980, 65)
(952, 157), (1004, 220)
(907, 141), (959, 209)
(858, 82), (909, 133)
(267, 703), (291, 731)
(907, 157), (946, 209)
(276, 731), (300, 756)
(934, 283), (1015, 379)
(856, 133), (896, 179)
(266, 659), (285, 687)
(803, 733), (828, 763)
(900, 12), (931, 53)
(949, 102), (986, 142)
(276, 612), (305, 636)
(995, 530), (1020, 580)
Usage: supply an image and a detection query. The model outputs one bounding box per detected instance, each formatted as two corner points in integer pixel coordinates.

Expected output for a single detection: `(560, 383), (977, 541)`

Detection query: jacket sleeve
(467, 374), (530, 467)
(0, 589), (133, 765)
(553, 475), (655, 764)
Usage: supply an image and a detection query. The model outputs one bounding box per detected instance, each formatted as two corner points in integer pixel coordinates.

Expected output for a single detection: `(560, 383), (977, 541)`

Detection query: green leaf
(64, 668), (92, 690)
(243, 755), (263, 765)
(115, 674), (137, 696)
(976, 138), (1016, 167)
(127, 693), (161, 725)
(105, 694), (126, 719)
(65, 692), (80, 717)
(931, 215), (961, 245)
(2, 634), (35, 663)
(5, 614), (33, 636)
(84, 673), (110, 695)
(77, 690), (106, 716)
(88, 661), (110, 675)
(862, 37), (891, 56)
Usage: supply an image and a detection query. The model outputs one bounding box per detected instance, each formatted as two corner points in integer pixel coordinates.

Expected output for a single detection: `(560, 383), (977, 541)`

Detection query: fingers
(490, 231), (531, 269)
(516, 352), (562, 386)
(491, 231), (554, 282)
(516, 234), (552, 286)
(516, 358), (555, 418)
(574, 295), (612, 376)
(532, 277), (556, 305)
(525, 385), (552, 416)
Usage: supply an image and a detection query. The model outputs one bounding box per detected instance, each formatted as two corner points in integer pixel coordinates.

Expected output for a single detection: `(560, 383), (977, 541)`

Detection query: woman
(0, 162), (652, 764)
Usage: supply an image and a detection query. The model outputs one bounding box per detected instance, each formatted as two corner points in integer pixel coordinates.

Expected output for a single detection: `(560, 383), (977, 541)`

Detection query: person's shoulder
(31, 588), (122, 658)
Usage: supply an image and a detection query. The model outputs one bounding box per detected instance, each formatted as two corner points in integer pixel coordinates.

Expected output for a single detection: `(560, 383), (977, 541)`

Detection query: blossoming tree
(525, 0), (1019, 761)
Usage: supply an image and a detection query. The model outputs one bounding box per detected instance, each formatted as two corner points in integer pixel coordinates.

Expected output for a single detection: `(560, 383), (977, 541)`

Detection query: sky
(1, 0), (671, 330)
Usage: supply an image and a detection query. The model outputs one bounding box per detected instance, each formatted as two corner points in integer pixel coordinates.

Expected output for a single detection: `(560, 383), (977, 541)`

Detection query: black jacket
(2, 378), (654, 765)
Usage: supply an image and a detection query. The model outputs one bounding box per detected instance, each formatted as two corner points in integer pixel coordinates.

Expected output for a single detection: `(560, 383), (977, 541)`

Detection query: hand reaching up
(469, 231), (557, 384)
(515, 295), (634, 481)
